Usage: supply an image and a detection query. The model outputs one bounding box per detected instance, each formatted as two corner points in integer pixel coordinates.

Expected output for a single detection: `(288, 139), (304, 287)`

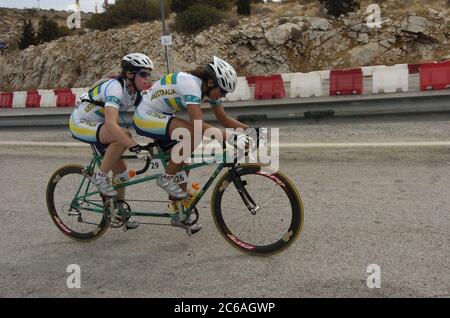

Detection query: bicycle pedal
(186, 224), (202, 236)
(190, 223), (202, 235)
(171, 220), (202, 235)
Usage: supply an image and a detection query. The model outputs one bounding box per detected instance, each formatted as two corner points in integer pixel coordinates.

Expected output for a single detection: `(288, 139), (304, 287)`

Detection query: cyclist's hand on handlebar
(129, 144), (152, 160)
(228, 133), (255, 151)
(245, 127), (261, 136)
(245, 127), (268, 148)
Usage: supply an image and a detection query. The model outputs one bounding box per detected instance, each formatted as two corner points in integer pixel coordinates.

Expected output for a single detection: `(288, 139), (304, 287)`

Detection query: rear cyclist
(69, 53), (154, 229)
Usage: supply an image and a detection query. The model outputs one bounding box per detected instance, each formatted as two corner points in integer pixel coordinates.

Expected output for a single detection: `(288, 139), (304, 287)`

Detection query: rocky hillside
(0, 7), (93, 50)
(0, 0), (449, 91)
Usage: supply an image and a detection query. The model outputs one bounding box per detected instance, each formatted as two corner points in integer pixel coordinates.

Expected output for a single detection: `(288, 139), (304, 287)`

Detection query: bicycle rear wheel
(211, 164), (304, 256)
(46, 164), (110, 242)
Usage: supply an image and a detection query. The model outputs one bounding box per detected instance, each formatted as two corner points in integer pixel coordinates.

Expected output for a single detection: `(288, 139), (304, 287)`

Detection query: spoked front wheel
(46, 164), (110, 242)
(211, 164), (304, 256)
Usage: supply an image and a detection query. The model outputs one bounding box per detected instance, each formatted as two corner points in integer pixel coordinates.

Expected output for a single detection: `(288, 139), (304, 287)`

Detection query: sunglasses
(136, 71), (151, 78)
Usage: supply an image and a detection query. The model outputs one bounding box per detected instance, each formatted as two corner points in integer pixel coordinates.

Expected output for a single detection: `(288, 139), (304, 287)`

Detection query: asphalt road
(0, 114), (449, 298)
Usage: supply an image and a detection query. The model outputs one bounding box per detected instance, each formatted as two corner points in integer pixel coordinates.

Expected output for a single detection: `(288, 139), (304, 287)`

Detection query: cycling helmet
(121, 53), (154, 72)
(206, 56), (237, 93)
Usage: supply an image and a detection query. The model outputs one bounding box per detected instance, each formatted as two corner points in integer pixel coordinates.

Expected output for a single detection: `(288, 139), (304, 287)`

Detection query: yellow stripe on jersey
(93, 85), (100, 97)
(134, 115), (167, 130)
(165, 74), (172, 85)
(69, 117), (97, 142)
(168, 97), (182, 112)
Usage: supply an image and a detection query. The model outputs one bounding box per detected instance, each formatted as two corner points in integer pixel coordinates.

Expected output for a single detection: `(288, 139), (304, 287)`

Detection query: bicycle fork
(229, 166), (260, 215)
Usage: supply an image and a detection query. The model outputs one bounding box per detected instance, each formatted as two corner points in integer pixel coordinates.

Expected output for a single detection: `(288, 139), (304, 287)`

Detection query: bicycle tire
(211, 163), (304, 256)
(46, 164), (110, 242)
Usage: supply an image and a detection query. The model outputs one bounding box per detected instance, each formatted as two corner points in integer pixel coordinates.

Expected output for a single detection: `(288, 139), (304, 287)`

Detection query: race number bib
(149, 159), (188, 184)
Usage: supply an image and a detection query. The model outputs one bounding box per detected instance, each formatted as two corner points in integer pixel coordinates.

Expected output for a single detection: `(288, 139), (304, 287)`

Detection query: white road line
(0, 141), (87, 147)
(1, 141), (450, 148)
(278, 141), (450, 148)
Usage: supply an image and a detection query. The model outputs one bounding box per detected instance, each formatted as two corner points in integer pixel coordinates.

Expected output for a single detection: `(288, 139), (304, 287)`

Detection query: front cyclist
(69, 53), (154, 229)
(133, 56), (256, 231)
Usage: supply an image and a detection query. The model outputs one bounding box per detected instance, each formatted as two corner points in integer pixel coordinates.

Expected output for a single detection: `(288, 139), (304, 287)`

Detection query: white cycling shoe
(157, 173), (188, 200)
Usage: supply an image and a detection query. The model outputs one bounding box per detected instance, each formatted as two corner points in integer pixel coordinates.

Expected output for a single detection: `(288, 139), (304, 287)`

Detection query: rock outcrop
(0, 3), (449, 91)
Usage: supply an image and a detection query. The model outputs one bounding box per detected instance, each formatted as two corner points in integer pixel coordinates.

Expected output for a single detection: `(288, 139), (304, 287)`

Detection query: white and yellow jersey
(73, 78), (138, 123)
(138, 72), (221, 114)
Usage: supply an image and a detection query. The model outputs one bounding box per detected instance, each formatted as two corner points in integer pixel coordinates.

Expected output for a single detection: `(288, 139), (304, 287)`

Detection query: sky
(0, 0), (116, 12)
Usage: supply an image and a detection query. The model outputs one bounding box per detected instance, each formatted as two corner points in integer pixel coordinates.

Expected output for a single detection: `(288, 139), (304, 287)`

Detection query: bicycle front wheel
(46, 164), (110, 242)
(211, 164), (304, 256)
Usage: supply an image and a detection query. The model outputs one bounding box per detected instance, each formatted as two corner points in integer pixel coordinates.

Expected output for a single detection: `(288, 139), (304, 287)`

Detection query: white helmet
(121, 53), (154, 72)
(207, 56), (238, 93)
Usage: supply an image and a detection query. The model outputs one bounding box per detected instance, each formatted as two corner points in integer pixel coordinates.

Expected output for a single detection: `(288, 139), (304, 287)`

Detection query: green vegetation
(174, 3), (225, 33)
(18, 16), (71, 49)
(86, 0), (171, 31)
(320, 0), (360, 17)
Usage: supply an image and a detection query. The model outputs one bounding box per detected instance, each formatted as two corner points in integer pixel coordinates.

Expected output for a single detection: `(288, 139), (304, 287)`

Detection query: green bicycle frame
(71, 146), (233, 220)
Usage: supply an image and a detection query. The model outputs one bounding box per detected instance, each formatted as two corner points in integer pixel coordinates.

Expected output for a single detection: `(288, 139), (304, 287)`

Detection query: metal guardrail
(0, 91), (449, 128)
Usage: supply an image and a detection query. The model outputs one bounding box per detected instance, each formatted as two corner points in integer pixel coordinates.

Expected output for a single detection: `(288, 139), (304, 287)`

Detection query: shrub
(36, 16), (71, 43)
(18, 20), (38, 49)
(86, 0), (170, 30)
(174, 4), (225, 33)
(236, 0), (251, 16)
(206, 0), (234, 11)
(171, 0), (233, 13)
(17, 16), (71, 48)
(171, 0), (197, 13)
(320, 0), (360, 17)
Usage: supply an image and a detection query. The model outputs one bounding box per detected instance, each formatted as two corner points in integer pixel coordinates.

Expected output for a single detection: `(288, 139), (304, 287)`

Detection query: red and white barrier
(38, 89), (57, 108)
(25, 91), (41, 108)
(361, 66), (379, 77)
(1, 60), (450, 109)
(420, 60), (450, 91)
(290, 72), (323, 98)
(317, 70), (331, 81)
(373, 64), (409, 94)
(330, 68), (363, 96)
(12, 91), (27, 108)
(224, 77), (251, 102)
(0, 92), (13, 108)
